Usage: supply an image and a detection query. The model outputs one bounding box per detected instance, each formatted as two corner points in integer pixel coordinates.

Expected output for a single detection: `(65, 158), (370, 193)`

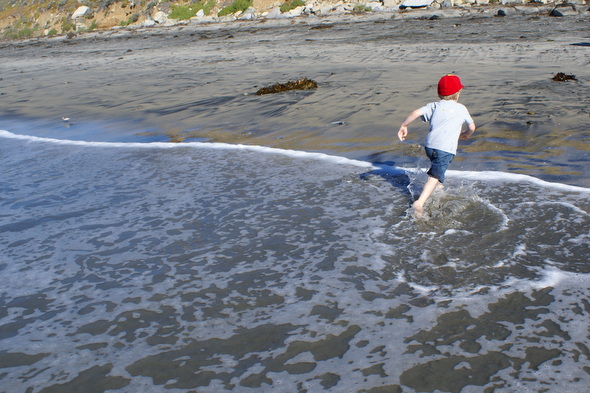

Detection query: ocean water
(1, 128), (589, 393)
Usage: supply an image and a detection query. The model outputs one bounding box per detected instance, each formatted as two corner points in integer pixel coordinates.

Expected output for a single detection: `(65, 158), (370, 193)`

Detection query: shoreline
(1, 11), (589, 186)
(1, 2), (586, 43)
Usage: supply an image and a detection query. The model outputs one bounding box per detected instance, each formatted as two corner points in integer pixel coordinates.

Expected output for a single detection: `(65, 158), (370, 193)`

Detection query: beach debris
(255, 78), (318, 95)
(169, 134), (185, 143)
(310, 24), (334, 30)
(61, 116), (73, 128)
(552, 72), (577, 82)
(399, 0), (433, 10)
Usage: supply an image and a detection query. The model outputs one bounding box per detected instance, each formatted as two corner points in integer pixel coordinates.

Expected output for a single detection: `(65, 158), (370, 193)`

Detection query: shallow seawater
(1, 129), (590, 393)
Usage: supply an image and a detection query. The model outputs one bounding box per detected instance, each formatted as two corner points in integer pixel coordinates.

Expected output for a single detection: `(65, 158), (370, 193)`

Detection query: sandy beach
(2, 9), (590, 393)
(1, 9), (589, 186)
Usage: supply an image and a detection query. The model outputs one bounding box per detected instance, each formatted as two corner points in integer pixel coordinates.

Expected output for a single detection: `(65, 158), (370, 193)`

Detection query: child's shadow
(359, 160), (417, 201)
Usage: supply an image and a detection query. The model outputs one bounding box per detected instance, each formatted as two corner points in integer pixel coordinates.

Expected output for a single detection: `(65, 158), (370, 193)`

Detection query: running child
(398, 74), (476, 217)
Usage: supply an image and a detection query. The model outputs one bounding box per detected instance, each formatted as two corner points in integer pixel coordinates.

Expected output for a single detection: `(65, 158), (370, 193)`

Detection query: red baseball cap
(438, 74), (464, 96)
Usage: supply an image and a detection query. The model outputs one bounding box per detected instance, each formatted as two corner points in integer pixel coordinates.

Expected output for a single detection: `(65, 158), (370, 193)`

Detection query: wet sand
(2, 11), (590, 392)
(1, 10), (589, 185)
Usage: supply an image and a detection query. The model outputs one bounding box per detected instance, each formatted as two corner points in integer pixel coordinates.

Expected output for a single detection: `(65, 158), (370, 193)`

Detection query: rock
(143, 19), (156, 27)
(153, 11), (168, 24)
(496, 7), (517, 16)
(285, 6), (305, 17)
(331, 5), (348, 14)
(72, 6), (92, 19)
(196, 9), (205, 17)
(549, 4), (578, 17)
(313, 3), (336, 15)
(240, 7), (257, 19)
(265, 7), (282, 18)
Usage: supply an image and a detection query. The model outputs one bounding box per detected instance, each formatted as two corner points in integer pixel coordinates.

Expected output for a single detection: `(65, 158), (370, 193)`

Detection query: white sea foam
(496, 267), (590, 294)
(2, 128), (590, 392)
(447, 169), (590, 193)
(0, 129), (375, 169)
(534, 201), (589, 216)
(3, 129), (589, 194)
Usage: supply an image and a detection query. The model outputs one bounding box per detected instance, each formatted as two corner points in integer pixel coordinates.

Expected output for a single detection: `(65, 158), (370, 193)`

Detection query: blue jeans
(425, 147), (455, 183)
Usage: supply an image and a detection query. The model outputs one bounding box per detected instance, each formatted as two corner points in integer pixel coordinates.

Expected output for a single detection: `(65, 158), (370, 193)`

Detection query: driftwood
(310, 24), (334, 30)
(255, 78), (318, 95)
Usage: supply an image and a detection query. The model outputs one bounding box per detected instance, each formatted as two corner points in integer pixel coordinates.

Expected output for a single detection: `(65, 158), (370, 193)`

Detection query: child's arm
(459, 122), (476, 140)
(398, 109), (424, 141)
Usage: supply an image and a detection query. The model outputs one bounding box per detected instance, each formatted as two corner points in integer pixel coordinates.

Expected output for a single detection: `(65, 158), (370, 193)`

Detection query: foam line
(481, 199), (510, 229)
(2, 129), (590, 193)
(0, 129), (375, 169)
(534, 201), (589, 216)
(446, 169), (590, 193)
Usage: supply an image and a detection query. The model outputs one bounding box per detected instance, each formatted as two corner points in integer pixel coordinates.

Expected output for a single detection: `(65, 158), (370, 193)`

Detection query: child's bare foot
(412, 200), (424, 218)
(436, 183), (444, 191)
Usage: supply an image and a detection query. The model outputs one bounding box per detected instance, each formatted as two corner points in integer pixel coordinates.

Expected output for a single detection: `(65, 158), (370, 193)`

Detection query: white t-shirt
(420, 100), (474, 155)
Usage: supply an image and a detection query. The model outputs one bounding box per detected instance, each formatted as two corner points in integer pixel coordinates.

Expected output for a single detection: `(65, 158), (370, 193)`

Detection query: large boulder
(153, 11), (168, 24)
(72, 6), (92, 19)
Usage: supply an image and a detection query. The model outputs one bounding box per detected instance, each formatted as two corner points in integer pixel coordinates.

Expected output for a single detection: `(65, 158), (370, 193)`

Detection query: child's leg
(413, 175), (440, 217)
(413, 148), (453, 217)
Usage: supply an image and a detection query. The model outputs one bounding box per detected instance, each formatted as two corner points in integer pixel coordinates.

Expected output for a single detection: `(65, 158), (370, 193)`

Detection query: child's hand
(398, 126), (408, 141)
(398, 109), (422, 141)
(460, 123), (476, 140)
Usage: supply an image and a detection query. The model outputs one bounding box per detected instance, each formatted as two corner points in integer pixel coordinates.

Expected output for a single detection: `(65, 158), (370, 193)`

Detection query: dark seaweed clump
(552, 72), (577, 82)
(256, 78), (318, 95)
